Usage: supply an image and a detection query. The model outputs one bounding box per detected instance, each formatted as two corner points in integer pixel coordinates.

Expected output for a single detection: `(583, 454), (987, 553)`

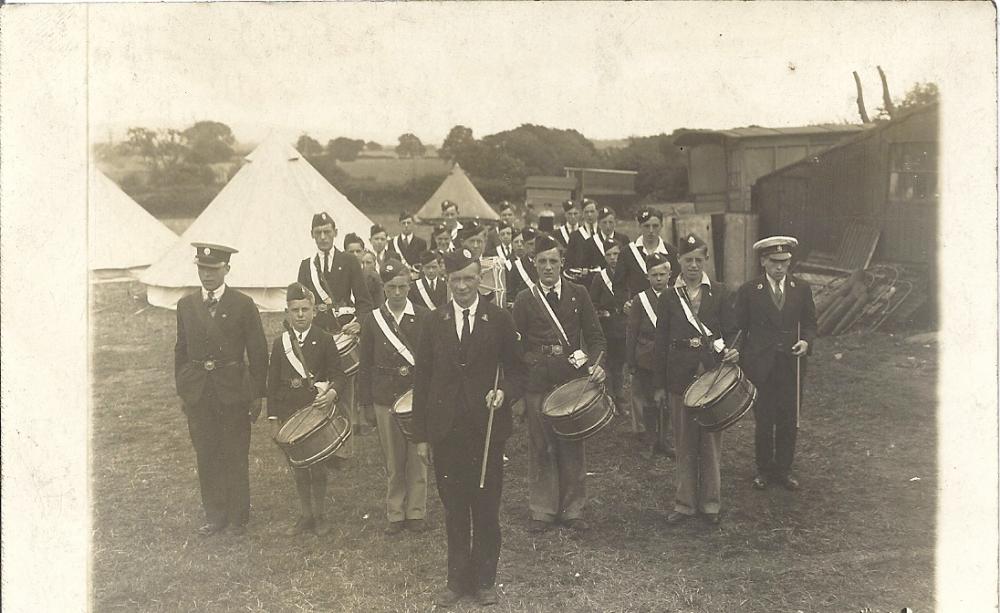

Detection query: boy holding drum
(267, 282), (348, 537)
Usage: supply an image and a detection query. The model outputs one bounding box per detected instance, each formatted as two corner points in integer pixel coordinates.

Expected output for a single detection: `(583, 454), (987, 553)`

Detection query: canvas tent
(141, 135), (374, 311)
(89, 166), (177, 279)
(415, 163), (498, 223)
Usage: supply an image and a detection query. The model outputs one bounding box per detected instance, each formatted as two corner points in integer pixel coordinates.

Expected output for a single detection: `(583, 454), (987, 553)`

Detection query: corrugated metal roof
(564, 167), (639, 175)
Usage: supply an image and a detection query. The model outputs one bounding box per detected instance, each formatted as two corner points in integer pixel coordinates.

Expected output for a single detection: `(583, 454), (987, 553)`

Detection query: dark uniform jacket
(613, 239), (678, 305)
(512, 279), (607, 393)
(297, 249), (373, 331)
(357, 303), (430, 407)
(266, 326), (347, 421)
(412, 300), (525, 445)
(363, 269), (385, 310)
(409, 277), (448, 310)
(653, 280), (736, 395)
(390, 234), (428, 269)
(564, 225), (596, 269)
(554, 224), (578, 249)
(625, 288), (662, 372)
(505, 256), (537, 307)
(174, 288), (268, 409)
(734, 274), (817, 385)
(589, 270), (625, 343)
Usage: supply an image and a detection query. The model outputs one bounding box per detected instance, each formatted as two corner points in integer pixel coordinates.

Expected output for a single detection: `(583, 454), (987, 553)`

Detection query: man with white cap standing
(734, 236), (817, 492)
(175, 243), (268, 536)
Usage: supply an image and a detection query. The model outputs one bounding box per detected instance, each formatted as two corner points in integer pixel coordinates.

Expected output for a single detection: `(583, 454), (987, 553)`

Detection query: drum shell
(275, 409), (352, 468)
(391, 390), (416, 443)
(334, 334), (360, 377)
(542, 379), (615, 441)
(685, 368), (757, 432)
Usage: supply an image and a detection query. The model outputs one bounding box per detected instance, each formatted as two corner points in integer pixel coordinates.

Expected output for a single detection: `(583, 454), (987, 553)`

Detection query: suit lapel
(759, 278), (783, 326)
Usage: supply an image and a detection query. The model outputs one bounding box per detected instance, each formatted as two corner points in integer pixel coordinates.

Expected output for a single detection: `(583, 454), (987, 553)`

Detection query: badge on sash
(398, 365), (411, 376)
(290, 377), (303, 388)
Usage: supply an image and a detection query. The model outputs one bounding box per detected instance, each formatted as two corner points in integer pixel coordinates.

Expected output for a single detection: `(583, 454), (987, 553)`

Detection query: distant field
(338, 157), (451, 185)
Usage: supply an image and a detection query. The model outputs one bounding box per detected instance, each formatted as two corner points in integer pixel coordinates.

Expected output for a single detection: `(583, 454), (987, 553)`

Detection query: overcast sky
(88, 3), (957, 147)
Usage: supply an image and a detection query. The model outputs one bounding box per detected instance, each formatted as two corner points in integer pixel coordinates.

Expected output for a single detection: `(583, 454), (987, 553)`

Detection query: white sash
(638, 291), (658, 327)
(515, 259), (534, 288)
(416, 278), (437, 310)
(578, 226), (592, 240)
(310, 254), (332, 304)
(281, 331), (309, 378)
(592, 234), (607, 260)
(599, 269), (614, 294)
(674, 286), (725, 352)
(393, 236), (413, 267)
(531, 284), (570, 346)
(629, 243), (647, 274)
(372, 309), (416, 366)
(559, 226), (571, 244)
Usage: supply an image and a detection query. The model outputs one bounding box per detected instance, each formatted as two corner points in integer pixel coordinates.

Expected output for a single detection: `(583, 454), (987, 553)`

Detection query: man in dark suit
(613, 208), (678, 305)
(431, 222), (455, 256)
(589, 239), (629, 419)
(734, 236), (817, 492)
(505, 227), (538, 308)
(625, 252), (674, 460)
(266, 282), (347, 537)
(296, 212), (373, 336)
(511, 235), (606, 533)
(391, 211), (427, 271)
(358, 260), (430, 535)
(370, 224), (395, 268)
(555, 200), (581, 249)
(564, 198), (598, 269)
(412, 249), (525, 607)
(572, 205), (630, 289)
(485, 202), (517, 253)
(174, 243), (268, 536)
(409, 250), (448, 310)
(653, 234), (739, 525)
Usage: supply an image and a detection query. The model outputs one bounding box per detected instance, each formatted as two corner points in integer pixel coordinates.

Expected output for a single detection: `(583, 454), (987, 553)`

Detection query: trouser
(338, 378), (360, 458)
(433, 425), (505, 594)
(374, 403), (427, 523)
(605, 336), (628, 412)
(185, 388), (251, 527)
(669, 392), (722, 515)
(524, 391), (586, 522)
(632, 367), (671, 449)
(753, 354), (799, 476)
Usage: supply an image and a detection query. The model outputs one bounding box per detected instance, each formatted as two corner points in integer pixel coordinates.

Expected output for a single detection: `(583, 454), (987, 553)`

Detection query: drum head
(683, 364), (741, 408)
(392, 390), (413, 415)
(544, 378), (601, 417)
(276, 406), (328, 444)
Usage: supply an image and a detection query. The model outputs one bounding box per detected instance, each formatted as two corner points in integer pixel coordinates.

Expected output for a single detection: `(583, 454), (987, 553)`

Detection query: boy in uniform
(410, 250), (448, 310)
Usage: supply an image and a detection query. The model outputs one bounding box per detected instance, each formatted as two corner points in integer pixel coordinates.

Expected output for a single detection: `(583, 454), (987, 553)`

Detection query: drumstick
(479, 364), (502, 489)
(567, 350), (605, 416)
(795, 322), (801, 429)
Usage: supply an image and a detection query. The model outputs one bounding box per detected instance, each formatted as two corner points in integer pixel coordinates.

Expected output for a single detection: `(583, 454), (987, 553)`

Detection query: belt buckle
(398, 365), (410, 377)
(551, 345), (563, 356)
(203, 359), (216, 371)
(689, 338), (702, 348)
(290, 377), (303, 389)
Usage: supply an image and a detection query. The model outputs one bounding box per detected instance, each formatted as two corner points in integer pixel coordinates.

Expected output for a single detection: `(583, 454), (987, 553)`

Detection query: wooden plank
(722, 212), (759, 288)
(833, 223), (881, 270)
(674, 213), (716, 280)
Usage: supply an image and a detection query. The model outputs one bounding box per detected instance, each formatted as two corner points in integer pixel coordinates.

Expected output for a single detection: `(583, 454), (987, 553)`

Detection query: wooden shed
(751, 104), (938, 266)
(525, 175), (577, 209)
(675, 124), (866, 214)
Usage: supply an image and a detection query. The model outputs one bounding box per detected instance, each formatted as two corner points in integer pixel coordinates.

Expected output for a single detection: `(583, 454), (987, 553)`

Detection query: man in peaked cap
(411, 248), (525, 607)
(614, 207), (678, 307)
(734, 236), (817, 492)
(391, 211), (427, 271)
(653, 233), (739, 525)
(410, 250), (448, 310)
(512, 234), (606, 534)
(358, 259), (431, 535)
(296, 212), (373, 336)
(175, 243), (268, 536)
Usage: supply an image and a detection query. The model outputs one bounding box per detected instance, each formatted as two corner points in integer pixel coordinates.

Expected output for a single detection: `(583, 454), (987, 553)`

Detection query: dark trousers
(752, 354), (799, 476)
(433, 424), (505, 595)
(633, 367), (670, 450)
(186, 388), (251, 527)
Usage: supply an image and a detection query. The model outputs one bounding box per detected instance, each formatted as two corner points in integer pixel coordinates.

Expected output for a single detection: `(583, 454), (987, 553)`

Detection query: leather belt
(671, 338), (706, 349)
(537, 344), (565, 356)
(376, 364), (412, 376)
(191, 359), (243, 372)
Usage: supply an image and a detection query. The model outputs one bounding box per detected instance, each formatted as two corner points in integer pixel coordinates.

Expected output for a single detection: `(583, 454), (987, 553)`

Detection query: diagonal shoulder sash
(393, 237), (413, 268)
(515, 259), (534, 288)
(372, 308), (416, 366)
(530, 284), (570, 348)
(592, 234), (607, 260)
(560, 226), (571, 244)
(638, 291), (657, 327)
(416, 278), (437, 310)
(629, 243), (647, 274)
(599, 269), (614, 294)
(282, 331), (309, 378)
(675, 286), (725, 352)
(310, 255), (332, 304)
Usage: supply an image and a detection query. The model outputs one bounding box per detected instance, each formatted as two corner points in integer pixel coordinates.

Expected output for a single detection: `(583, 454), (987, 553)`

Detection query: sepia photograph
(1, 2), (996, 612)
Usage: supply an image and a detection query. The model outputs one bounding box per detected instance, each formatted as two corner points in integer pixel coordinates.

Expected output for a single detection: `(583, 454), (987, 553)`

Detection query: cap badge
(203, 247), (211, 255)
(688, 237), (695, 244)
(462, 249), (472, 258)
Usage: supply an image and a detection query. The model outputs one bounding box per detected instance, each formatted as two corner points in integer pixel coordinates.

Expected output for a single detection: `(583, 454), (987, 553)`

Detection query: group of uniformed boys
(173, 197), (816, 608)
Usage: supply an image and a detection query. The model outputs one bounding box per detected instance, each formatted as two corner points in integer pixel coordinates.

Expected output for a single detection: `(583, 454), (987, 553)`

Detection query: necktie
(461, 308), (471, 341)
(773, 281), (785, 310)
(323, 252), (330, 275)
(206, 290), (218, 315)
(546, 290), (559, 311)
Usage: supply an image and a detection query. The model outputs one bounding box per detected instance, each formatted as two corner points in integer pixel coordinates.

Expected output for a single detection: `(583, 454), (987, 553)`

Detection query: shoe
(196, 522), (226, 536)
(778, 474), (801, 491)
(285, 516), (314, 536)
(751, 474), (768, 490)
(433, 587), (462, 607)
(384, 521), (406, 535)
(314, 516), (331, 536)
(528, 519), (552, 533)
(476, 587), (499, 606)
(406, 519), (427, 533)
(228, 523), (247, 536)
(702, 513), (721, 526)
(563, 518), (589, 532)
(665, 511), (691, 525)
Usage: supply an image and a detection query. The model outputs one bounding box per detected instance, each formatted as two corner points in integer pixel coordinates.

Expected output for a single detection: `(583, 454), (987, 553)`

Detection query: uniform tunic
(296, 249), (373, 332)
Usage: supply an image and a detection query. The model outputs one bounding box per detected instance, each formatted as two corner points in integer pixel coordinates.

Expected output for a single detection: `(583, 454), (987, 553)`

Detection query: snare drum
(334, 333), (360, 377)
(391, 390), (416, 443)
(541, 377), (614, 441)
(682, 363), (757, 432)
(274, 405), (352, 468)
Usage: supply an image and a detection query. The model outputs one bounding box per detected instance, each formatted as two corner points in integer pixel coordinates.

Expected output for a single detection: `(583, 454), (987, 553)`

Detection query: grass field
(91, 279), (935, 612)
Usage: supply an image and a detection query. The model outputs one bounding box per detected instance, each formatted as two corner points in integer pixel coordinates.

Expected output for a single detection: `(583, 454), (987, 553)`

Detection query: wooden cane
(795, 322), (801, 429)
(479, 364), (502, 489)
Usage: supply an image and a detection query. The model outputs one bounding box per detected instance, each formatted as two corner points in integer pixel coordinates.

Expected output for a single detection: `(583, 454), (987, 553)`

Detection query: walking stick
(795, 322), (801, 429)
(479, 364), (502, 489)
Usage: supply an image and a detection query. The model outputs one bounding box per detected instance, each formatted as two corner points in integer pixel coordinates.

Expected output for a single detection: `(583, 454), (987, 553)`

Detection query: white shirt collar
(673, 272), (711, 289)
(539, 278), (562, 298)
(202, 283), (226, 301)
(453, 295), (480, 318)
(387, 299), (415, 324)
(634, 236), (668, 255)
(765, 274), (786, 292)
(293, 326), (312, 342)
